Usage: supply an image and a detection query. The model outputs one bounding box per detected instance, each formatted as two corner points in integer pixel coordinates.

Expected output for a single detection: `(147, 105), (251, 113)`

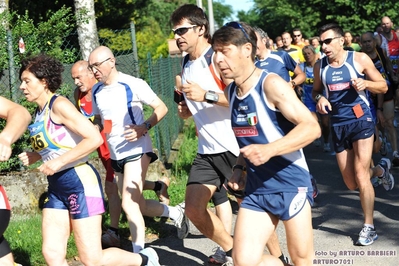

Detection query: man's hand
(181, 80), (206, 102)
(240, 144), (271, 166)
(124, 124), (146, 142)
(228, 169), (246, 191)
(316, 96), (332, 114)
(177, 101), (192, 119)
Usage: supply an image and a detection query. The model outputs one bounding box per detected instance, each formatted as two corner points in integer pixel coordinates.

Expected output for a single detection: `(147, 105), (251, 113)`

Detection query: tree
(74, 0), (99, 60)
(245, 0), (399, 40)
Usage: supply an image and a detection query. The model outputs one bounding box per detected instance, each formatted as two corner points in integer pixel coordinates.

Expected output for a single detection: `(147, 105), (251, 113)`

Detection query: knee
(346, 183), (358, 190)
(42, 246), (66, 265)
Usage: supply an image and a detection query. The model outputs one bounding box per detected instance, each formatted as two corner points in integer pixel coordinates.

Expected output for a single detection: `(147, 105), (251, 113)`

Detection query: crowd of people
(0, 3), (398, 266)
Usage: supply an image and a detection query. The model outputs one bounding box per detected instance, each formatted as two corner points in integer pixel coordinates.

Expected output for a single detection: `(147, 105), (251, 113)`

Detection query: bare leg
(185, 184), (233, 252)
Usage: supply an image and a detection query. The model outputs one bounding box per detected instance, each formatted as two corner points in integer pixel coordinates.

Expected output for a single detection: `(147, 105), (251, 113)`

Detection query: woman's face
(303, 48), (315, 63)
(19, 70), (47, 103)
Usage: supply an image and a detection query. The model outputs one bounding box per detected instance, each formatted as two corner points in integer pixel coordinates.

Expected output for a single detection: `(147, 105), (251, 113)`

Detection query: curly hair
(19, 54), (64, 93)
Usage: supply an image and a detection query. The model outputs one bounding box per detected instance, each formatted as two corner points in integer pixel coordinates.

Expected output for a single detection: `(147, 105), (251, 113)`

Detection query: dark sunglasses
(224, 22), (250, 41)
(172, 25), (197, 36)
(320, 36), (341, 46)
(294, 34), (302, 37)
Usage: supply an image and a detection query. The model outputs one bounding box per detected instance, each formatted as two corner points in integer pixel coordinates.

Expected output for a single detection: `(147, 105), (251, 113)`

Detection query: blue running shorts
(332, 120), (375, 153)
(240, 189), (313, 221)
(44, 163), (105, 219)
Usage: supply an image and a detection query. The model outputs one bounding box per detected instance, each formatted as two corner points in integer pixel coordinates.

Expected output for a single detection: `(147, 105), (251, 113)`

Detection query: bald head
(88, 46), (117, 85)
(381, 16), (393, 33)
(71, 60), (96, 93)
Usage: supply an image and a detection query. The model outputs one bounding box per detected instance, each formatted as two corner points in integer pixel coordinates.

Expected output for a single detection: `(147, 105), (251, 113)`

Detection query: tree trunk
(74, 0), (99, 60)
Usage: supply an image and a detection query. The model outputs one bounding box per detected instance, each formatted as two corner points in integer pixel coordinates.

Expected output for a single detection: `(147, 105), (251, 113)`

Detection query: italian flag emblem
(247, 112), (258, 126)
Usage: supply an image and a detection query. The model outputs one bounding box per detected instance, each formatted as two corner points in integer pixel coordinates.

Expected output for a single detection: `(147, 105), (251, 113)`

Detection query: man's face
(71, 65), (94, 93)
(173, 19), (201, 54)
(381, 18), (393, 33)
(293, 31), (302, 44)
(255, 32), (266, 56)
(213, 42), (248, 81)
(320, 29), (344, 59)
(360, 34), (375, 53)
(282, 33), (292, 47)
(88, 53), (113, 84)
(311, 38), (320, 48)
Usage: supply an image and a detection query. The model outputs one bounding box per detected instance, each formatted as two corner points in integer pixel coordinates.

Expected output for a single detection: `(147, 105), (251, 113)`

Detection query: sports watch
(205, 90), (219, 104)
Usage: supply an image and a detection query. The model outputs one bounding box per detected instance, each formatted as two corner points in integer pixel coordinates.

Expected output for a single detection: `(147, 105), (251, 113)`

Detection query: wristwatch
(144, 122), (152, 130)
(291, 80), (296, 88)
(315, 94), (323, 102)
(232, 164), (246, 172)
(205, 90), (219, 104)
(377, 107), (383, 111)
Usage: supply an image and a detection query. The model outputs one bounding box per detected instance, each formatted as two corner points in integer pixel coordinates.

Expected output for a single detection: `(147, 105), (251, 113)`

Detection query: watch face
(205, 91), (219, 102)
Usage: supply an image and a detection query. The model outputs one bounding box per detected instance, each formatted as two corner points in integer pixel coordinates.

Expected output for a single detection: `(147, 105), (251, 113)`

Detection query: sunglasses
(172, 25), (197, 36)
(88, 58), (111, 71)
(320, 36), (341, 46)
(224, 22), (250, 41)
(294, 34), (302, 37)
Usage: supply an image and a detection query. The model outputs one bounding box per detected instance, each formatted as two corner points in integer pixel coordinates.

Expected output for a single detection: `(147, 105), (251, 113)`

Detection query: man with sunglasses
(293, 28), (306, 49)
(312, 23), (393, 246)
(212, 21), (319, 266)
(170, 4), (240, 265)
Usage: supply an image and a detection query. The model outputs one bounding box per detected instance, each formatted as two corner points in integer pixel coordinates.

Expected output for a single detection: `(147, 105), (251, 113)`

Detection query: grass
(5, 119), (198, 265)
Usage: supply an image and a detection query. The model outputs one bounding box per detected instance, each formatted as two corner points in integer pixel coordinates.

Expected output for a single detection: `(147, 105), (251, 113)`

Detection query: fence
(0, 27), (184, 166)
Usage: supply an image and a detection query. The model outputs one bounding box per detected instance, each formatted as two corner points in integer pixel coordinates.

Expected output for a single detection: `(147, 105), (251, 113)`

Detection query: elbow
(93, 131), (103, 149)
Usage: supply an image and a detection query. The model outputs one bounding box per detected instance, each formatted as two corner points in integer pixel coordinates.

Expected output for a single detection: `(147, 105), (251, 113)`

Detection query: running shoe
(173, 202), (190, 239)
(370, 176), (381, 188)
(221, 256), (233, 266)
(356, 225), (378, 246)
(155, 176), (170, 205)
(139, 247), (161, 266)
(323, 143), (331, 152)
(392, 151), (399, 167)
(377, 158), (395, 191)
(311, 175), (319, 198)
(208, 246), (226, 265)
(101, 228), (120, 248)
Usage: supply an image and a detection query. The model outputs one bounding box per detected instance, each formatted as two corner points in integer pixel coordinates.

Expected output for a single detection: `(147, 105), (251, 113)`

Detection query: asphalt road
(145, 140), (399, 266)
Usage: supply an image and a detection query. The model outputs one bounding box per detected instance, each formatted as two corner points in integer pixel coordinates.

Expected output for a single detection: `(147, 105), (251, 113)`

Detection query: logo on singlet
(328, 82), (350, 91)
(233, 126), (258, 137)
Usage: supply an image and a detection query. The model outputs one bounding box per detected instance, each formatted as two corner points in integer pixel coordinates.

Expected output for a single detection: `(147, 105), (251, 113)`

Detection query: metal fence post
(6, 29), (16, 102)
(130, 22), (140, 78)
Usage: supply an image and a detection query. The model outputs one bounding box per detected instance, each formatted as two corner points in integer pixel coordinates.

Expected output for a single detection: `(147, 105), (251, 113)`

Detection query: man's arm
(354, 52), (388, 94)
(312, 61), (331, 114)
(0, 97), (31, 161)
(240, 74), (321, 166)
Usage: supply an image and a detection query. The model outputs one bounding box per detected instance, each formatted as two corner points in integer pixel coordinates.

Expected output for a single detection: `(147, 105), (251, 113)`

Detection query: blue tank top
(300, 63), (315, 106)
(320, 51), (372, 126)
(228, 70), (311, 195)
(255, 50), (297, 82)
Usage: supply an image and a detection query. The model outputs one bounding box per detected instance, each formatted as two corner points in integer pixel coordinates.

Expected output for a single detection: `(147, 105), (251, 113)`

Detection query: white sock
(132, 242), (144, 253)
(364, 223), (374, 229)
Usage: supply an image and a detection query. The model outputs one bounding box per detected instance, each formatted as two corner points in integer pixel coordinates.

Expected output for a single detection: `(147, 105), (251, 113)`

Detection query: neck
(189, 39), (211, 61)
(38, 91), (54, 111)
(236, 67), (258, 95)
(329, 50), (347, 65)
(258, 49), (270, 60)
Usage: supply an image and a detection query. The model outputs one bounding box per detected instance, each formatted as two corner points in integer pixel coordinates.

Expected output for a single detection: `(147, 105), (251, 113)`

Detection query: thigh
(352, 137), (373, 177)
(186, 183), (216, 211)
(122, 154), (151, 201)
(233, 207), (277, 265)
(72, 215), (102, 264)
(284, 200), (313, 265)
(42, 209), (70, 254)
